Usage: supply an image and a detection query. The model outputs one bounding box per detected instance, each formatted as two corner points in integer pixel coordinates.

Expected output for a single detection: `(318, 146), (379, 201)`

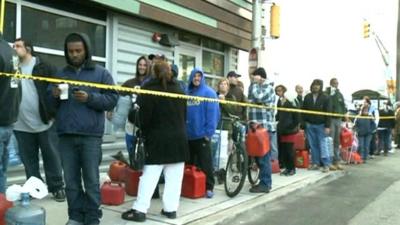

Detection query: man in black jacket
(227, 71), (247, 120)
(302, 79), (332, 172)
(0, 33), (21, 193)
(13, 38), (65, 202)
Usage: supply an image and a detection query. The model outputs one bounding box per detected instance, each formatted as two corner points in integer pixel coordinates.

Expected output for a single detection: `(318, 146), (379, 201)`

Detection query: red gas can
(108, 161), (128, 182)
(294, 130), (306, 150)
(181, 165), (206, 199)
(295, 149), (310, 168)
(340, 128), (353, 149)
(271, 159), (280, 173)
(101, 182), (125, 205)
(0, 193), (13, 225)
(124, 168), (142, 196)
(246, 125), (270, 157)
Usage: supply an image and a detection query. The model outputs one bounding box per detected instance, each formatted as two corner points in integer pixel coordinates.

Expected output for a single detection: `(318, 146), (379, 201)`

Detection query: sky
(237, 0), (399, 102)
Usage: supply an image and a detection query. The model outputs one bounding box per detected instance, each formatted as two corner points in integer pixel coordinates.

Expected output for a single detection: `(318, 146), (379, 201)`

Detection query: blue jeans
(329, 118), (342, 163)
(358, 135), (372, 161)
(59, 135), (103, 224)
(377, 129), (391, 153)
(269, 131), (278, 160)
(256, 131), (273, 188)
(125, 133), (136, 154)
(0, 126), (12, 193)
(305, 123), (331, 166)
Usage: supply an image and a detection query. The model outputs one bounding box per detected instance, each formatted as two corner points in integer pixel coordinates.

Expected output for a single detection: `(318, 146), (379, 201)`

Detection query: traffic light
(270, 3), (280, 39)
(363, 21), (370, 38)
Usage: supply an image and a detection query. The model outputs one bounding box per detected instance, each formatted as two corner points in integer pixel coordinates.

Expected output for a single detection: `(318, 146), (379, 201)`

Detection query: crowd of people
(0, 32), (398, 224)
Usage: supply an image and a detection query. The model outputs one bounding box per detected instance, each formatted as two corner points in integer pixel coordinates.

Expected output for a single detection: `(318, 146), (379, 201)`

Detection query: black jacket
(32, 57), (57, 124)
(0, 34), (21, 126)
(302, 92), (331, 128)
(378, 108), (395, 129)
(137, 79), (189, 164)
(276, 99), (299, 135)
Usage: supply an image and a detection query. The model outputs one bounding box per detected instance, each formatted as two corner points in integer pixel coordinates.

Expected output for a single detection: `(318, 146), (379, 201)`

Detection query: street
(230, 149), (400, 225)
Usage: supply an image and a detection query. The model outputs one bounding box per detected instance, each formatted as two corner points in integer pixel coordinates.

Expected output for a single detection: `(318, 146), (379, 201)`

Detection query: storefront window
(21, 6), (106, 57)
(202, 50), (224, 77)
(4, 2), (16, 42)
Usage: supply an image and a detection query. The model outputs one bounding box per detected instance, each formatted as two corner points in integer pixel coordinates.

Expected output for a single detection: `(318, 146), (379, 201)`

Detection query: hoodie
(302, 79), (331, 128)
(48, 33), (118, 136)
(186, 67), (220, 140)
(0, 34), (21, 126)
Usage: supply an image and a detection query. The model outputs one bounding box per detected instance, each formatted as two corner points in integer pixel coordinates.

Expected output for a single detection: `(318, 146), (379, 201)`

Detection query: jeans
(256, 148), (272, 188)
(125, 133), (136, 154)
(269, 131), (278, 160)
(0, 126), (12, 193)
(329, 118), (342, 163)
(59, 135), (103, 225)
(369, 133), (377, 155)
(305, 123), (331, 166)
(377, 129), (391, 153)
(358, 135), (372, 161)
(14, 125), (64, 192)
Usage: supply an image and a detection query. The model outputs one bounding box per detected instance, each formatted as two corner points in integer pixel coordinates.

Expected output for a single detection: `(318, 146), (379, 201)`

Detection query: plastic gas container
(181, 165), (206, 199)
(295, 149), (310, 168)
(6, 192), (45, 225)
(246, 125), (270, 157)
(101, 182), (125, 205)
(124, 168), (142, 196)
(293, 130), (306, 150)
(0, 193), (13, 225)
(108, 161), (128, 182)
(340, 128), (353, 149)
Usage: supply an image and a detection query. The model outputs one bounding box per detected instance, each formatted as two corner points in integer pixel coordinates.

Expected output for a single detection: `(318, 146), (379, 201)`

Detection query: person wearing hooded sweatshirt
(186, 67), (220, 198)
(302, 79), (332, 173)
(12, 38), (66, 202)
(48, 33), (118, 225)
(0, 33), (21, 194)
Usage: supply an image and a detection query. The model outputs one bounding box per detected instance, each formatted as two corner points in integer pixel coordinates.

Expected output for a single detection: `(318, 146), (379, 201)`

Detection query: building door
(175, 44), (201, 84)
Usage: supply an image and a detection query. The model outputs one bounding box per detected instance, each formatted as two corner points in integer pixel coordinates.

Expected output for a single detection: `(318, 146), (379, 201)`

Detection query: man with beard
(302, 79), (332, 173)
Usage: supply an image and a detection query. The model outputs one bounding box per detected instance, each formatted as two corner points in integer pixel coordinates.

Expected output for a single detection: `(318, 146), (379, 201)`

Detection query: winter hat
(252, 67), (267, 79)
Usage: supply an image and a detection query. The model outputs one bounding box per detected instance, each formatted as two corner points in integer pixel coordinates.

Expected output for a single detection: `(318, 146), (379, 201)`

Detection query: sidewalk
(31, 168), (345, 225)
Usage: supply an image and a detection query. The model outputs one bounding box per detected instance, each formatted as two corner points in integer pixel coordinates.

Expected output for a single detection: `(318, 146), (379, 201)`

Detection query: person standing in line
(363, 96), (379, 158)
(226, 71), (247, 121)
(186, 67), (220, 198)
(293, 84), (304, 108)
(48, 33), (118, 225)
(13, 38), (66, 201)
(325, 78), (346, 170)
(275, 85), (299, 176)
(376, 102), (395, 156)
(247, 67), (275, 193)
(302, 79), (332, 173)
(354, 105), (374, 162)
(121, 61), (189, 222)
(0, 33), (21, 193)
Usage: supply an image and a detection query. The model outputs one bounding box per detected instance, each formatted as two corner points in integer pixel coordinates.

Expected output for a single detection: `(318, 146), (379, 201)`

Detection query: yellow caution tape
(0, 72), (395, 120)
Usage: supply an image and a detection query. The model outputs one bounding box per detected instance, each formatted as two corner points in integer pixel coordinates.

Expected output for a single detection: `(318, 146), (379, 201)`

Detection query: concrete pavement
(30, 168), (345, 225)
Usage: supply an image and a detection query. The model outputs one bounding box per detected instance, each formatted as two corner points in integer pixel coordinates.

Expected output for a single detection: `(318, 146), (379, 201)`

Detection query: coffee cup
(59, 83), (69, 100)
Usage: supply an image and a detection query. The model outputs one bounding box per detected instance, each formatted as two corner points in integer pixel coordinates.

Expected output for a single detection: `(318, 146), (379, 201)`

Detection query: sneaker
(249, 184), (270, 193)
(205, 190), (214, 198)
(280, 169), (289, 176)
(121, 209), (146, 222)
(286, 170), (296, 176)
(335, 164), (344, 170)
(161, 209), (177, 219)
(321, 166), (329, 173)
(329, 165), (337, 171)
(308, 164), (319, 170)
(53, 189), (66, 202)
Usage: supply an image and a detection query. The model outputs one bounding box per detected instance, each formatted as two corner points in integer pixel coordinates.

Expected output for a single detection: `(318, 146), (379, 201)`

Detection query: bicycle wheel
(248, 156), (260, 185)
(224, 146), (248, 197)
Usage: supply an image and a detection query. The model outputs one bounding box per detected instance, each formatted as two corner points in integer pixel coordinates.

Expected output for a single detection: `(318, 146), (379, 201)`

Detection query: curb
(187, 171), (346, 225)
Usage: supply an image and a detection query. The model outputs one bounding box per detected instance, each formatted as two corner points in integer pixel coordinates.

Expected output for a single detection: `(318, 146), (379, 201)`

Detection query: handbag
(129, 104), (145, 171)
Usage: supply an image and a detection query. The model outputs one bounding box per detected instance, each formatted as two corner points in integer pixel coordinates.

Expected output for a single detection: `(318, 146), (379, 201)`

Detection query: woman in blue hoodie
(186, 67), (220, 198)
(354, 105), (375, 162)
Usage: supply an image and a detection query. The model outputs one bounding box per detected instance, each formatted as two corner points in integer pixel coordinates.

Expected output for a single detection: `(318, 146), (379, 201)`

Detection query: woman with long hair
(122, 61), (189, 222)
